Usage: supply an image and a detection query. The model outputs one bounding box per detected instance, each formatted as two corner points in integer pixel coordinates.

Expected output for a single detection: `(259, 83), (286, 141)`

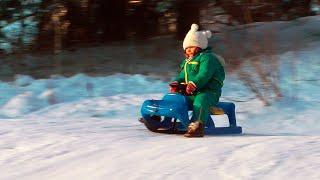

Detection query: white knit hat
(183, 24), (212, 50)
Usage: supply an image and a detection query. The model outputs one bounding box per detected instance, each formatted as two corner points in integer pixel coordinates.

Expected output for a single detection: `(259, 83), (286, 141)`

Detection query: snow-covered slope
(0, 46), (319, 179)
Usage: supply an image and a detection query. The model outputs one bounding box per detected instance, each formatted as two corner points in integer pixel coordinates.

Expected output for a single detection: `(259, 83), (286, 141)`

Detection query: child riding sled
(170, 24), (225, 138)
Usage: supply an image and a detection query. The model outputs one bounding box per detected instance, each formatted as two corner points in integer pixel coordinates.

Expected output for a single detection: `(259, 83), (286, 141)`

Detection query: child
(170, 24), (225, 137)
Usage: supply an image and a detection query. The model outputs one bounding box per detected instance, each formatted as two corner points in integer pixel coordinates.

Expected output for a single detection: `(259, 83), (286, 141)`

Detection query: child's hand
(169, 81), (179, 93)
(186, 82), (197, 95)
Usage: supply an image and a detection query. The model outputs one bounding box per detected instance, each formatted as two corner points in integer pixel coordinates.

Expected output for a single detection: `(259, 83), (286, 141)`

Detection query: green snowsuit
(174, 47), (225, 124)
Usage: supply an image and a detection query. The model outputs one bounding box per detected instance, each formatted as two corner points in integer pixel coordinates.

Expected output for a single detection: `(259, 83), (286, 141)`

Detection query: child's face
(185, 47), (199, 58)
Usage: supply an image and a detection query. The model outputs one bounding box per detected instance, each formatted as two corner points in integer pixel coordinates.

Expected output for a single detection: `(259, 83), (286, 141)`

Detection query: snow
(1, 14), (38, 53)
(0, 30), (320, 180)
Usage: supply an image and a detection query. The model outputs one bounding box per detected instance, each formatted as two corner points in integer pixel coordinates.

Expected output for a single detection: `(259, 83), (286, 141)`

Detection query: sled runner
(139, 93), (242, 135)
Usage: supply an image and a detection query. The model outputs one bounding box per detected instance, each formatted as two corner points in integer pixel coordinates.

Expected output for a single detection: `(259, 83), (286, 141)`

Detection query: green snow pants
(187, 91), (221, 124)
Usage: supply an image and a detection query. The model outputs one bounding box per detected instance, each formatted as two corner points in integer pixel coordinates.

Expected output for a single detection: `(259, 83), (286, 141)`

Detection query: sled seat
(210, 107), (225, 115)
(207, 102), (237, 128)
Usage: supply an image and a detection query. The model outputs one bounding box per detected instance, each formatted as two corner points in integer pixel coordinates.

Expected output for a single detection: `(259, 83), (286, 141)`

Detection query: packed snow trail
(1, 116), (320, 180)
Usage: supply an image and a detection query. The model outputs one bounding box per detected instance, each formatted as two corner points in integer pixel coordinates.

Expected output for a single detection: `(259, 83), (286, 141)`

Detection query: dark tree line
(0, 0), (317, 54)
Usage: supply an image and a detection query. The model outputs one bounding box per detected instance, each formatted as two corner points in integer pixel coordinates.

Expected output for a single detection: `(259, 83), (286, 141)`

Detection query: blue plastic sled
(139, 93), (242, 135)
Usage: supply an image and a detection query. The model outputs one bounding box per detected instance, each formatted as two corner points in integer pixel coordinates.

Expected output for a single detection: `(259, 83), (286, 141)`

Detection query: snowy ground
(0, 41), (320, 180)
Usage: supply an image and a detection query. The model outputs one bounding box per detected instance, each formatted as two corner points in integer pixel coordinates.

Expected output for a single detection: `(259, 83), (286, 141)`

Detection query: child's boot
(184, 121), (204, 137)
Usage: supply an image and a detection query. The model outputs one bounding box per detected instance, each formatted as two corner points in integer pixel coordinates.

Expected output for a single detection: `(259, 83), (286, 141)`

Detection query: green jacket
(174, 47), (225, 94)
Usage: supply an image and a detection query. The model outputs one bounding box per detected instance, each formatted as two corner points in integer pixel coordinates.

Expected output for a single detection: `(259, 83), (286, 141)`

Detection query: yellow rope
(184, 60), (189, 83)
(184, 59), (199, 83)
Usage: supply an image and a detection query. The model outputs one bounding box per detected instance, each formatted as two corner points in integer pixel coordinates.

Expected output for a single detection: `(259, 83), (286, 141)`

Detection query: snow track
(1, 116), (319, 180)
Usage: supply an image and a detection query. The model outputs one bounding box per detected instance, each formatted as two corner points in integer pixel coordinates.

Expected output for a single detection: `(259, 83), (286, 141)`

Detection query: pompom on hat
(183, 24), (212, 50)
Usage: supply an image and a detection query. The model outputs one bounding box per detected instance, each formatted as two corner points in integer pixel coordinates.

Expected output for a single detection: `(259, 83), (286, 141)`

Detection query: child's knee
(193, 94), (210, 106)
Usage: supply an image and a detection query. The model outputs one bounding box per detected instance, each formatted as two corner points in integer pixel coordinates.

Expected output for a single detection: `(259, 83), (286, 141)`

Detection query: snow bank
(0, 43), (319, 135)
(0, 73), (167, 118)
